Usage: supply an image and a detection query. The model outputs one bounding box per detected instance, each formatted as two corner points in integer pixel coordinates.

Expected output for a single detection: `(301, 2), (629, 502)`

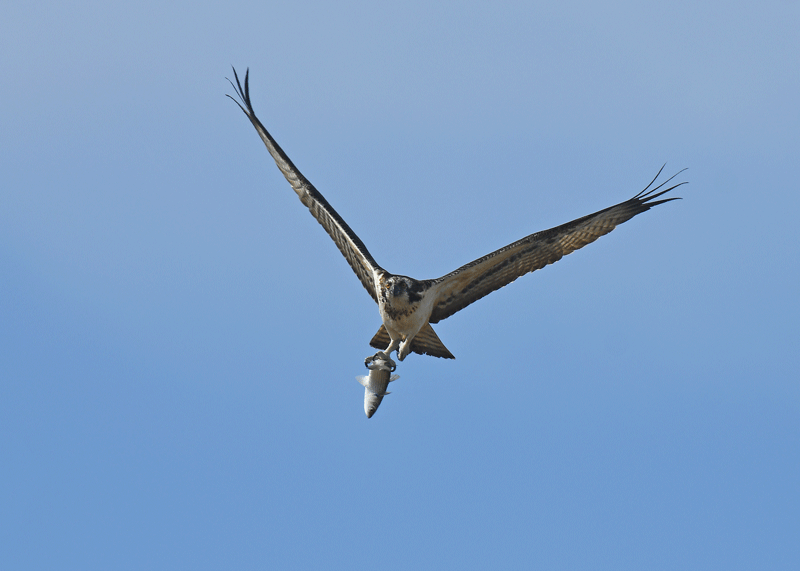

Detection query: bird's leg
(381, 339), (400, 360)
(396, 323), (426, 361)
(397, 339), (413, 361)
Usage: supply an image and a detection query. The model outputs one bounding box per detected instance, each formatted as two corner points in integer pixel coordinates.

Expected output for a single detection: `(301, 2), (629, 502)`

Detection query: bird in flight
(227, 68), (685, 363)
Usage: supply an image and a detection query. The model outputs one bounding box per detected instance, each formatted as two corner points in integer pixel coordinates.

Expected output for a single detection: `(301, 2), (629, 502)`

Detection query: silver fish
(357, 353), (399, 418)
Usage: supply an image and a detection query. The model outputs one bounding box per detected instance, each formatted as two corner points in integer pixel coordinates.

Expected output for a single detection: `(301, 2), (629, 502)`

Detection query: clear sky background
(2, 1), (798, 569)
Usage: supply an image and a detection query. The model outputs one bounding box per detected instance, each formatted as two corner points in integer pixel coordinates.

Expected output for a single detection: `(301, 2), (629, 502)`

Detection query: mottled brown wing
(228, 68), (384, 303)
(428, 168), (685, 324)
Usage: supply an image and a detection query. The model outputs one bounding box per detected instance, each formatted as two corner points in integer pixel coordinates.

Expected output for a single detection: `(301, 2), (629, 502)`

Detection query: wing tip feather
(634, 165), (688, 204)
(226, 66), (253, 115)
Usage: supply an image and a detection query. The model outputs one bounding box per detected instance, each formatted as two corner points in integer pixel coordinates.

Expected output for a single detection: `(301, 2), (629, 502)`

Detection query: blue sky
(1, 1), (798, 569)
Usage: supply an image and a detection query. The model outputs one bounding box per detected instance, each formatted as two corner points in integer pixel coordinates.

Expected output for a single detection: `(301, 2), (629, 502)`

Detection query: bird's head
(381, 275), (426, 308)
(386, 276), (410, 299)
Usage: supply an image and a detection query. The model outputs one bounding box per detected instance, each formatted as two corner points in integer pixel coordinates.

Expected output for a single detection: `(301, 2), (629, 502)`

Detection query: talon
(365, 351), (397, 372)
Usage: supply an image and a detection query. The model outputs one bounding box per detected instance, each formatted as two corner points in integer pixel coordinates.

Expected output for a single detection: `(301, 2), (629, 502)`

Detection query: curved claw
(364, 352), (397, 372)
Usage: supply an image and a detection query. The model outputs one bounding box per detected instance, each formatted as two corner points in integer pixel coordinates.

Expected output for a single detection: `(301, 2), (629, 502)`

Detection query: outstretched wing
(227, 67), (385, 302)
(428, 167), (686, 323)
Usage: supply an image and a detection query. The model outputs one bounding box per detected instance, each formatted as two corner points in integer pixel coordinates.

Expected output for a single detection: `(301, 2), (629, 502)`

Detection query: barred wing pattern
(429, 168), (685, 324)
(227, 68), (384, 302)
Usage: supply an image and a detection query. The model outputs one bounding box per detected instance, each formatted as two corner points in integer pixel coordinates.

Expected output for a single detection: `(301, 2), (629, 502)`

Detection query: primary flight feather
(228, 67), (685, 362)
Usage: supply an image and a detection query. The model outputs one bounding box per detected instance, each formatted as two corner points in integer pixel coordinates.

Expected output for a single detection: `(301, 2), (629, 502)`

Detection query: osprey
(228, 68), (685, 362)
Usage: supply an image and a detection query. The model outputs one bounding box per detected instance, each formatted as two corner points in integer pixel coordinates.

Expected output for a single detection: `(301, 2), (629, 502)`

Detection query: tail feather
(369, 323), (455, 359)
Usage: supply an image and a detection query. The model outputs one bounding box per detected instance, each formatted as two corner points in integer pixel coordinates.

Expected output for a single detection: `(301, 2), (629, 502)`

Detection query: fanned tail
(370, 323), (455, 359)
